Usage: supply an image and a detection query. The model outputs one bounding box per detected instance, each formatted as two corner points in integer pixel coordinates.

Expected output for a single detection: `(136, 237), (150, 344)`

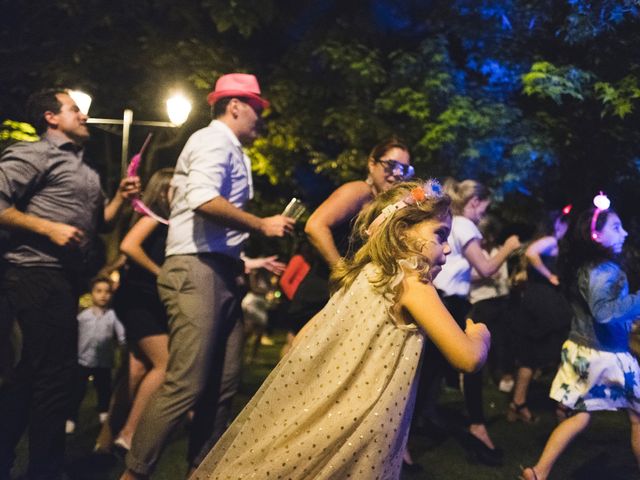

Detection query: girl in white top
(422, 179), (520, 464)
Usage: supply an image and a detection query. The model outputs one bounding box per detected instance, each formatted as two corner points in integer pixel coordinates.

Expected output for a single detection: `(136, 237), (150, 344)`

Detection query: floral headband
(590, 191), (611, 240)
(365, 179), (444, 236)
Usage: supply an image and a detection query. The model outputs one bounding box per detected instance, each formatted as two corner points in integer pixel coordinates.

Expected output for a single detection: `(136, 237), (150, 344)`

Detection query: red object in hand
(279, 255), (311, 300)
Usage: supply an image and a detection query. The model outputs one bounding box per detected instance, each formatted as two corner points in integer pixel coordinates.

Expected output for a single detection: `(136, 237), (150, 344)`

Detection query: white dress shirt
(165, 120), (254, 258)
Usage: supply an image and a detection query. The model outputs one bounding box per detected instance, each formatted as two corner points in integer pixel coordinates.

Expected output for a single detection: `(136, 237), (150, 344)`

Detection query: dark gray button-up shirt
(0, 133), (105, 270)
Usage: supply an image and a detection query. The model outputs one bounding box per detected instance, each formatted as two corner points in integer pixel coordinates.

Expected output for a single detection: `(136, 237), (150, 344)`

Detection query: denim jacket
(568, 261), (640, 352)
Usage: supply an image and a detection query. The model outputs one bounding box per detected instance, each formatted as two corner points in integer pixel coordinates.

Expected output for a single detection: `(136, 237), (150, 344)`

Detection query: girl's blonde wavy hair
(444, 178), (491, 215)
(331, 180), (451, 297)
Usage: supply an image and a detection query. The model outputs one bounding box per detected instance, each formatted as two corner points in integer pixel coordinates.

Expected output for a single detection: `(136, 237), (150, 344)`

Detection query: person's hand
(259, 215), (295, 237)
(504, 235), (521, 253)
(465, 318), (491, 353)
(47, 222), (85, 247)
(118, 176), (141, 200)
(548, 274), (560, 286)
(243, 255), (287, 275)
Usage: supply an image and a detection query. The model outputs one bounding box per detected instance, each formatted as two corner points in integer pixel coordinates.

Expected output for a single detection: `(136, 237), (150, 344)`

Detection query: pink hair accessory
(590, 191), (610, 240)
(365, 179), (443, 236)
(127, 134), (169, 226)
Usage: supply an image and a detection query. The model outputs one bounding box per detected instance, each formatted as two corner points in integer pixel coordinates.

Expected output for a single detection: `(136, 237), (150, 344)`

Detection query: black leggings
(415, 295), (485, 424)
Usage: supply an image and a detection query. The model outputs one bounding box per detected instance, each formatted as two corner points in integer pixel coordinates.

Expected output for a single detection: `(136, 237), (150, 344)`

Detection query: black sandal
(507, 402), (538, 424)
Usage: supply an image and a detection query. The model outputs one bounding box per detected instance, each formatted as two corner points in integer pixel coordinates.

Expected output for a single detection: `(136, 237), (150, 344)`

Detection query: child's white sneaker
(98, 412), (108, 424)
(65, 420), (76, 434)
(498, 378), (515, 393)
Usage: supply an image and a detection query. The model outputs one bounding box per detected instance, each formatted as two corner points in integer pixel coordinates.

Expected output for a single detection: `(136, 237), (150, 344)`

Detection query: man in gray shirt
(0, 88), (139, 480)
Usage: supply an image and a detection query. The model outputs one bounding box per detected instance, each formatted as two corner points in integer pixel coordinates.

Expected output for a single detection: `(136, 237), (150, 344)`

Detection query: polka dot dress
(192, 264), (424, 480)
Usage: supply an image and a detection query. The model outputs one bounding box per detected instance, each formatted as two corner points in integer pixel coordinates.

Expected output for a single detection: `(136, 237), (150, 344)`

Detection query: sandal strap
(511, 402), (529, 412)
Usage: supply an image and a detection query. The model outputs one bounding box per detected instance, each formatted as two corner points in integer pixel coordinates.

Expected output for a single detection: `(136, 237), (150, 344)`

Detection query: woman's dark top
(114, 223), (169, 342)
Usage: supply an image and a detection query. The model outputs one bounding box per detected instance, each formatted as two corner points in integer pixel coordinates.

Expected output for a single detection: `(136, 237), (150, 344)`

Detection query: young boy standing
(66, 276), (125, 434)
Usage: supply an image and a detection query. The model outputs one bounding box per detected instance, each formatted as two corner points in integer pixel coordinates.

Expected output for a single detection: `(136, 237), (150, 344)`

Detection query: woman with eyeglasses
(283, 143), (401, 313)
(284, 139), (412, 344)
(304, 137), (413, 267)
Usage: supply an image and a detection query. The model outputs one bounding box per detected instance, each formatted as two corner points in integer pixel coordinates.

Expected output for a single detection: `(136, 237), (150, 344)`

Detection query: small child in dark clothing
(66, 276), (125, 434)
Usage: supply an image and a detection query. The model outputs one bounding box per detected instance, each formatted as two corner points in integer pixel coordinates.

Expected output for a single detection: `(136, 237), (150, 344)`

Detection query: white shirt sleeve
(453, 216), (482, 253)
(183, 134), (232, 211)
(111, 311), (127, 346)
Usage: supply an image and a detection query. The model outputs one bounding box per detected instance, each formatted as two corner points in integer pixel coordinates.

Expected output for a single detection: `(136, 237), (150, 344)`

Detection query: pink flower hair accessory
(365, 179), (443, 236)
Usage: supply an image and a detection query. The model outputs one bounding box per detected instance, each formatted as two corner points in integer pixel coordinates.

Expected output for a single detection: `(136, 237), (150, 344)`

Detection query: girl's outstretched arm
(400, 273), (490, 373)
(464, 235), (520, 278)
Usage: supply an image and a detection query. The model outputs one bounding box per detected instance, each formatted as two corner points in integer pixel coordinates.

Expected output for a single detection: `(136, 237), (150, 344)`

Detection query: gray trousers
(125, 254), (245, 476)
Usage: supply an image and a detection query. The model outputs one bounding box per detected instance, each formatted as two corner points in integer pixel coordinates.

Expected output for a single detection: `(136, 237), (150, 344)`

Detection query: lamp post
(68, 90), (192, 175)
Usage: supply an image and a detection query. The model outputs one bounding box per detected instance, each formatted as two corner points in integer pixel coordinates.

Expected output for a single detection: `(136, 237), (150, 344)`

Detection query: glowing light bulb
(68, 90), (92, 115)
(166, 93), (191, 126)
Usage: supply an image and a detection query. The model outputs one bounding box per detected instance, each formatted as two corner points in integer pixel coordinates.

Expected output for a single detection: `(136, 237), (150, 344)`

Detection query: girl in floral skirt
(522, 198), (640, 480)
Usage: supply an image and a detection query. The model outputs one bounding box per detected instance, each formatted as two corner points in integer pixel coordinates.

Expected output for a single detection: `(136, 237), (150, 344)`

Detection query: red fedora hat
(206, 73), (270, 109)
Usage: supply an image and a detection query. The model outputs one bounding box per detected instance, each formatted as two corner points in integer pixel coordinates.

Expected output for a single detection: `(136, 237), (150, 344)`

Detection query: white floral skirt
(550, 339), (640, 413)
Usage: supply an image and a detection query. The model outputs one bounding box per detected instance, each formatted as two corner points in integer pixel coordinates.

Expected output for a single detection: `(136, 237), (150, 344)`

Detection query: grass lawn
(11, 331), (640, 480)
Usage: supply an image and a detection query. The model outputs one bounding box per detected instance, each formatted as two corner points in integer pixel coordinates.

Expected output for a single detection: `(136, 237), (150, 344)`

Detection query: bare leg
(403, 447), (414, 464)
(524, 411), (591, 480)
(513, 367), (532, 405)
(509, 366), (535, 422)
(128, 352), (147, 401)
(118, 335), (168, 446)
(469, 423), (495, 449)
(112, 350), (147, 447)
(628, 409), (640, 469)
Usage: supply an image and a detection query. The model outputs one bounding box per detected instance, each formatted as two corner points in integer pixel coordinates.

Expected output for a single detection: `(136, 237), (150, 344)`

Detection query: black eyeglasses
(375, 159), (415, 179)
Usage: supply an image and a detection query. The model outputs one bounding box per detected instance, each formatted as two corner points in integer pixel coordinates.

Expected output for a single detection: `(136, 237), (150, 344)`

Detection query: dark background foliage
(2, 0), (640, 255)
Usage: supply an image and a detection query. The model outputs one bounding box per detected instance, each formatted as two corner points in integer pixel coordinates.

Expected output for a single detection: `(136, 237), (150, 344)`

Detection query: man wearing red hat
(121, 73), (294, 480)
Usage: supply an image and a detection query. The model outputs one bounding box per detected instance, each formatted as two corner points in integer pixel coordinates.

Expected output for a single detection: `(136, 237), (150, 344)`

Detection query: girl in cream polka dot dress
(192, 180), (490, 480)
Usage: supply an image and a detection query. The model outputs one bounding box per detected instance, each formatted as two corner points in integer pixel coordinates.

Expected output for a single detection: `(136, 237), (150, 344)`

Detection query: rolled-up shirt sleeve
(184, 138), (230, 211)
(0, 145), (45, 213)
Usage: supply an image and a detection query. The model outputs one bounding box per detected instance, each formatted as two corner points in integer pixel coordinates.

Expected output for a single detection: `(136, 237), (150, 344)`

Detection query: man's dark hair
(210, 96), (253, 119)
(26, 88), (68, 135)
(211, 97), (232, 119)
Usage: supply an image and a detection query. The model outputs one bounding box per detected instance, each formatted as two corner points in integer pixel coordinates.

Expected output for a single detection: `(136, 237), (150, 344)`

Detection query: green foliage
(595, 75), (640, 117)
(522, 62), (594, 103)
(201, 0), (276, 37)
(561, 0), (640, 43)
(0, 120), (39, 151)
(2, 0), (640, 226)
